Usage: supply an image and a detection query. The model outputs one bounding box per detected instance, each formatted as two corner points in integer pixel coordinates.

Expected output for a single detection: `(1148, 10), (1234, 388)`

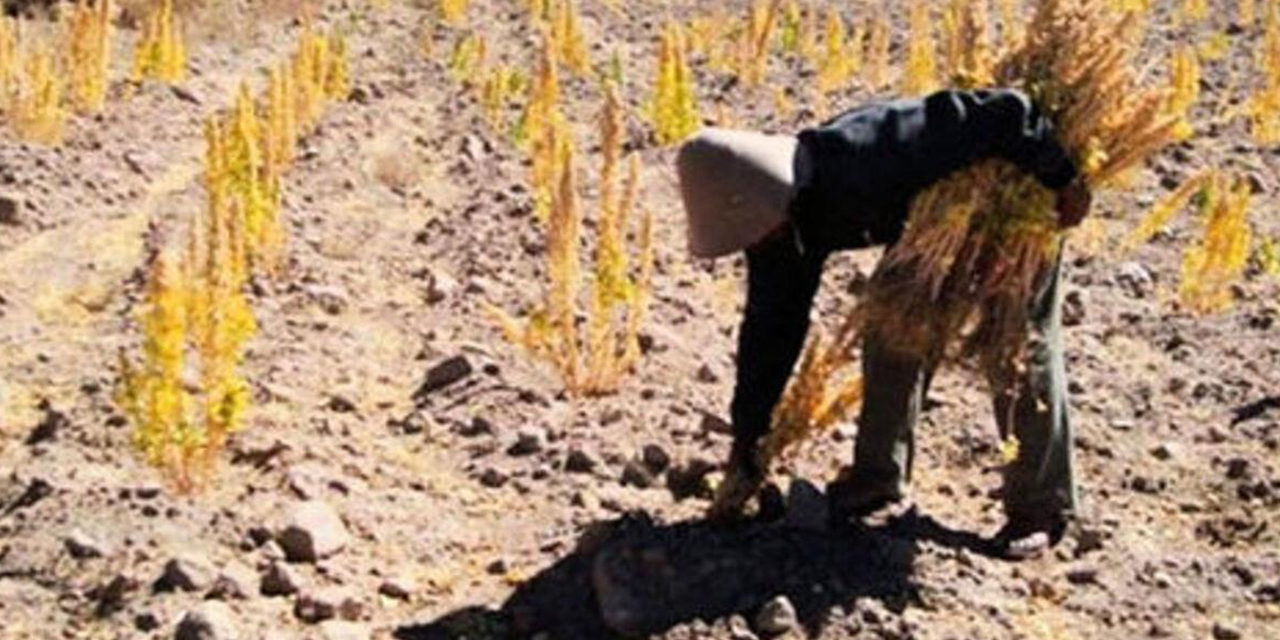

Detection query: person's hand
(1056, 177), (1092, 230)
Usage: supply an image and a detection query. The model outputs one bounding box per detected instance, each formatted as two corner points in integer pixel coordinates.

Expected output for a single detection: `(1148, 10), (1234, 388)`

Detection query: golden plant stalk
(522, 36), (564, 221)
(65, 0), (111, 113)
(489, 89), (652, 396)
(815, 5), (858, 101)
(552, 0), (589, 76)
(1177, 0), (1209, 26)
(649, 23), (701, 146)
(481, 65), (523, 133)
(1125, 170), (1211, 249)
(448, 32), (487, 84)
(1166, 45), (1199, 139)
(132, 0), (186, 84)
(946, 0), (994, 87)
(902, 0), (939, 96)
(1180, 173), (1253, 314)
(773, 0), (1184, 463)
(735, 0), (783, 87)
(0, 16), (16, 94)
(864, 4), (890, 90)
(1251, 4), (1280, 143)
(1239, 0), (1256, 26)
(7, 43), (68, 145)
(996, 0), (1023, 51)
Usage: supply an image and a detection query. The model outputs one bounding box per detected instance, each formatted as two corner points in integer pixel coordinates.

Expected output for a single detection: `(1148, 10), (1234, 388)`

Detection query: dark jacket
(730, 88), (1078, 452)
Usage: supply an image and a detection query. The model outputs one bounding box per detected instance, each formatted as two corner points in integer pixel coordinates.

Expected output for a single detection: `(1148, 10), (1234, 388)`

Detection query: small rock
(1212, 622), (1242, 640)
(65, 529), (109, 559)
(277, 500), (349, 563)
(621, 460), (655, 488)
(159, 553), (216, 592)
(1062, 289), (1087, 326)
(666, 458), (717, 500)
(508, 427), (545, 456)
(1114, 262), (1154, 298)
(208, 561), (256, 600)
(1150, 443), (1179, 461)
(480, 467), (509, 488)
(785, 479), (829, 531)
(89, 572), (140, 617)
(27, 401), (66, 445)
(295, 587), (363, 623)
(175, 601), (240, 640)
(459, 416), (494, 437)
(135, 611), (161, 632)
(319, 621), (371, 640)
(727, 614), (759, 640)
(260, 561), (303, 596)
(326, 395), (358, 414)
(755, 595), (798, 636)
(378, 576), (414, 601)
(304, 285), (350, 315)
(1225, 457), (1250, 480)
(171, 85), (202, 104)
(425, 269), (460, 304)
(1065, 564), (1099, 585)
(641, 444), (671, 474)
(699, 413), (732, 435)
(415, 356), (474, 398)
(0, 193), (23, 226)
(565, 447), (600, 474)
(695, 363), (720, 384)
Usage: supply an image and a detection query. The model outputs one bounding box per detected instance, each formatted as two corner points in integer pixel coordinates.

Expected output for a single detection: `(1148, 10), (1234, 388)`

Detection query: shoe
(705, 447), (765, 523)
(994, 513), (1069, 560)
(827, 468), (912, 527)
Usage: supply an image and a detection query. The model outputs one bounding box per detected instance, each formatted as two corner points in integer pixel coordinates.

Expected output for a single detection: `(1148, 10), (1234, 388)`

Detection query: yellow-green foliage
(1181, 173), (1252, 314)
(448, 32), (487, 84)
(779, 0), (803, 56)
(901, 0), (938, 95)
(649, 23), (700, 146)
(480, 64), (525, 133)
(996, 0), (1023, 50)
(488, 87), (652, 396)
(1251, 5), (1280, 143)
(734, 0), (782, 87)
(552, 0), (590, 76)
(1258, 237), (1280, 275)
(439, 0), (470, 25)
(1126, 170), (1211, 249)
(1167, 45), (1199, 139)
(6, 43), (68, 145)
(66, 0), (111, 113)
(132, 0), (186, 84)
(520, 37), (564, 221)
(1177, 0), (1209, 26)
(815, 5), (859, 100)
(942, 0), (993, 87)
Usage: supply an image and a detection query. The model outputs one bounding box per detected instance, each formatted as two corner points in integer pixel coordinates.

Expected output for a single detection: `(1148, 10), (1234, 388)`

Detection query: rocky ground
(1, 0), (1278, 639)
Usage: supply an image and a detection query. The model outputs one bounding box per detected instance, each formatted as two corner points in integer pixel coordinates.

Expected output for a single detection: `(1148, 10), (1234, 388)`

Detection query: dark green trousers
(851, 254), (1078, 520)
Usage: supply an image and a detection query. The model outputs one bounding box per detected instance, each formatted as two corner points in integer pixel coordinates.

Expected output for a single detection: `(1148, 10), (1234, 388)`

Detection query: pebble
(174, 601), (240, 640)
(260, 561), (303, 597)
(480, 467), (509, 488)
(1225, 457), (1250, 480)
(699, 413), (733, 435)
(508, 427), (545, 456)
(1065, 564), (1100, 585)
(1150, 443), (1179, 461)
(641, 444), (671, 474)
(727, 614), (759, 640)
(378, 576), (415, 601)
(0, 192), (23, 226)
(565, 448), (600, 474)
(696, 363), (720, 384)
(621, 460), (655, 489)
(1114, 262), (1154, 298)
(415, 355), (474, 398)
(295, 587), (363, 623)
(755, 595), (798, 636)
(277, 500), (349, 563)
(1062, 289), (1087, 326)
(1212, 622), (1242, 640)
(159, 553), (216, 593)
(208, 561), (256, 600)
(64, 529), (109, 559)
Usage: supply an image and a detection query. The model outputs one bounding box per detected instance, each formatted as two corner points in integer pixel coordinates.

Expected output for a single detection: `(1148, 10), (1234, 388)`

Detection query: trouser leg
(992, 253), (1078, 520)
(848, 332), (928, 505)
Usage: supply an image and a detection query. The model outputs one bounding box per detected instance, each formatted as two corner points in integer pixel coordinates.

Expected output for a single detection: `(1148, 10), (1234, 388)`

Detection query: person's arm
(728, 228), (826, 466)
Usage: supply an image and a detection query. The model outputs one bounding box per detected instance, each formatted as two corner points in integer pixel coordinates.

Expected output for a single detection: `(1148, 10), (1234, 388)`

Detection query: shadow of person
(394, 502), (993, 640)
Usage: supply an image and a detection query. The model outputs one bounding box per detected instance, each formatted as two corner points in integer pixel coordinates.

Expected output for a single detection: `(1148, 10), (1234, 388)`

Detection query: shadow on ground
(396, 507), (995, 639)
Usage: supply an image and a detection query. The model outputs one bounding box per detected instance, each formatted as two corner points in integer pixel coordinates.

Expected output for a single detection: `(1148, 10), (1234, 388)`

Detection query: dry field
(0, 0), (1277, 639)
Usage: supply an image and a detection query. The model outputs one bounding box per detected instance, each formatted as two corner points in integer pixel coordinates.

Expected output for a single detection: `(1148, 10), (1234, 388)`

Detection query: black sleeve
(917, 88), (1078, 190)
(729, 230), (826, 454)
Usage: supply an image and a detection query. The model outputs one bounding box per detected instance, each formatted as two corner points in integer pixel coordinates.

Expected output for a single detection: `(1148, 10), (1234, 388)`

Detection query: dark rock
(174, 601), (239, 640)
(158, 554), (215, 592)
(378, 576), (414, 600)
(641, 444), (671, 474)
(65, 529), (109, 559)
(415, 356), (474, 399)
(621, 460), (655, 488)
(459, 416), (494, 437)
(1150, 443), (1179, 461)
(1065, 564), (1099, 585)
(565, 447), (600, 474)
(1114, 262), (1154, 298)
(27, 400), (66, 445)
(1062, 289), (1087, 327)
(295, 587), (363, 623)
(1212, 622), (1242, 640)
(696, 364), (720, 384)
(0, 192), (23, 226)
(1225, 457), (1250, 480)
(276, 501), (349, 563)
(508, 427), (546, 456)
(208, 561), (256, 600)
(666, 458), (717, 500)
(784, 480), (828, 531)
(260, 561), (302, 597)
(480, 467), (509, 488)
(699, 412), (732, 435)
(89, 572), (139, 617)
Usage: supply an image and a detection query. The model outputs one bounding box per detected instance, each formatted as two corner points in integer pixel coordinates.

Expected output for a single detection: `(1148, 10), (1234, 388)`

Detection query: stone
(303, 285), (350, 315)
(699, 412), (732, 435)
(1212, 622), (1242, 640)
(425, 269), (460, 304)
(295, 587), (363, 623)
(318, 621), (371, 640)
(415, 356), (474, 398)
(159, 553), (216, 592)
(727, 614), (760, 640)
(1225, 457), (1250, 480)
(785, 479), (829, 531)
(208, 561), (256, 600)
(621, 460), (655, 488)
(508, 427), (545, 456)
(277, 501), (349, 563)
(1062, 289), (1087, 326)
(0, 193), (23, 226)
(89, 572), (140, 617)
(1065, 564), (1100, 585)
(260, 561), (303, 596)
(174, 601), (240, 640)
(755, 595), (798, 636)
(666, 458), (717, 500)
(696, 363), (720, 384)
(378, 576), (414, 600)
(479, 467), (509, 488)
(641, 444), (671, 474)
(65, 529), (109, 559)
(1114, 262), (1154, 298)
(565, 447), (600, 474)
(1150, 443), (1180, 462)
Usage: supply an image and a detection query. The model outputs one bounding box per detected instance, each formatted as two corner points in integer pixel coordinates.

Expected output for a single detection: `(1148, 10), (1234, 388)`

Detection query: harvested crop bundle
(765, 0), (1183, 464)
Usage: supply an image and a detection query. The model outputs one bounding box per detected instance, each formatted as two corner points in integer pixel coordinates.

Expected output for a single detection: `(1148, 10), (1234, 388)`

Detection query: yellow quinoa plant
(132, 0), (186, 84)
(649, 22), (700, 146)
(65, 0), (111, 113)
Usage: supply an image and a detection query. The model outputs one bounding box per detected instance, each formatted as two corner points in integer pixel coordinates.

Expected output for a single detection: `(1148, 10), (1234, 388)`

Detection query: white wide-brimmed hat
(676, 128), (805, 258)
